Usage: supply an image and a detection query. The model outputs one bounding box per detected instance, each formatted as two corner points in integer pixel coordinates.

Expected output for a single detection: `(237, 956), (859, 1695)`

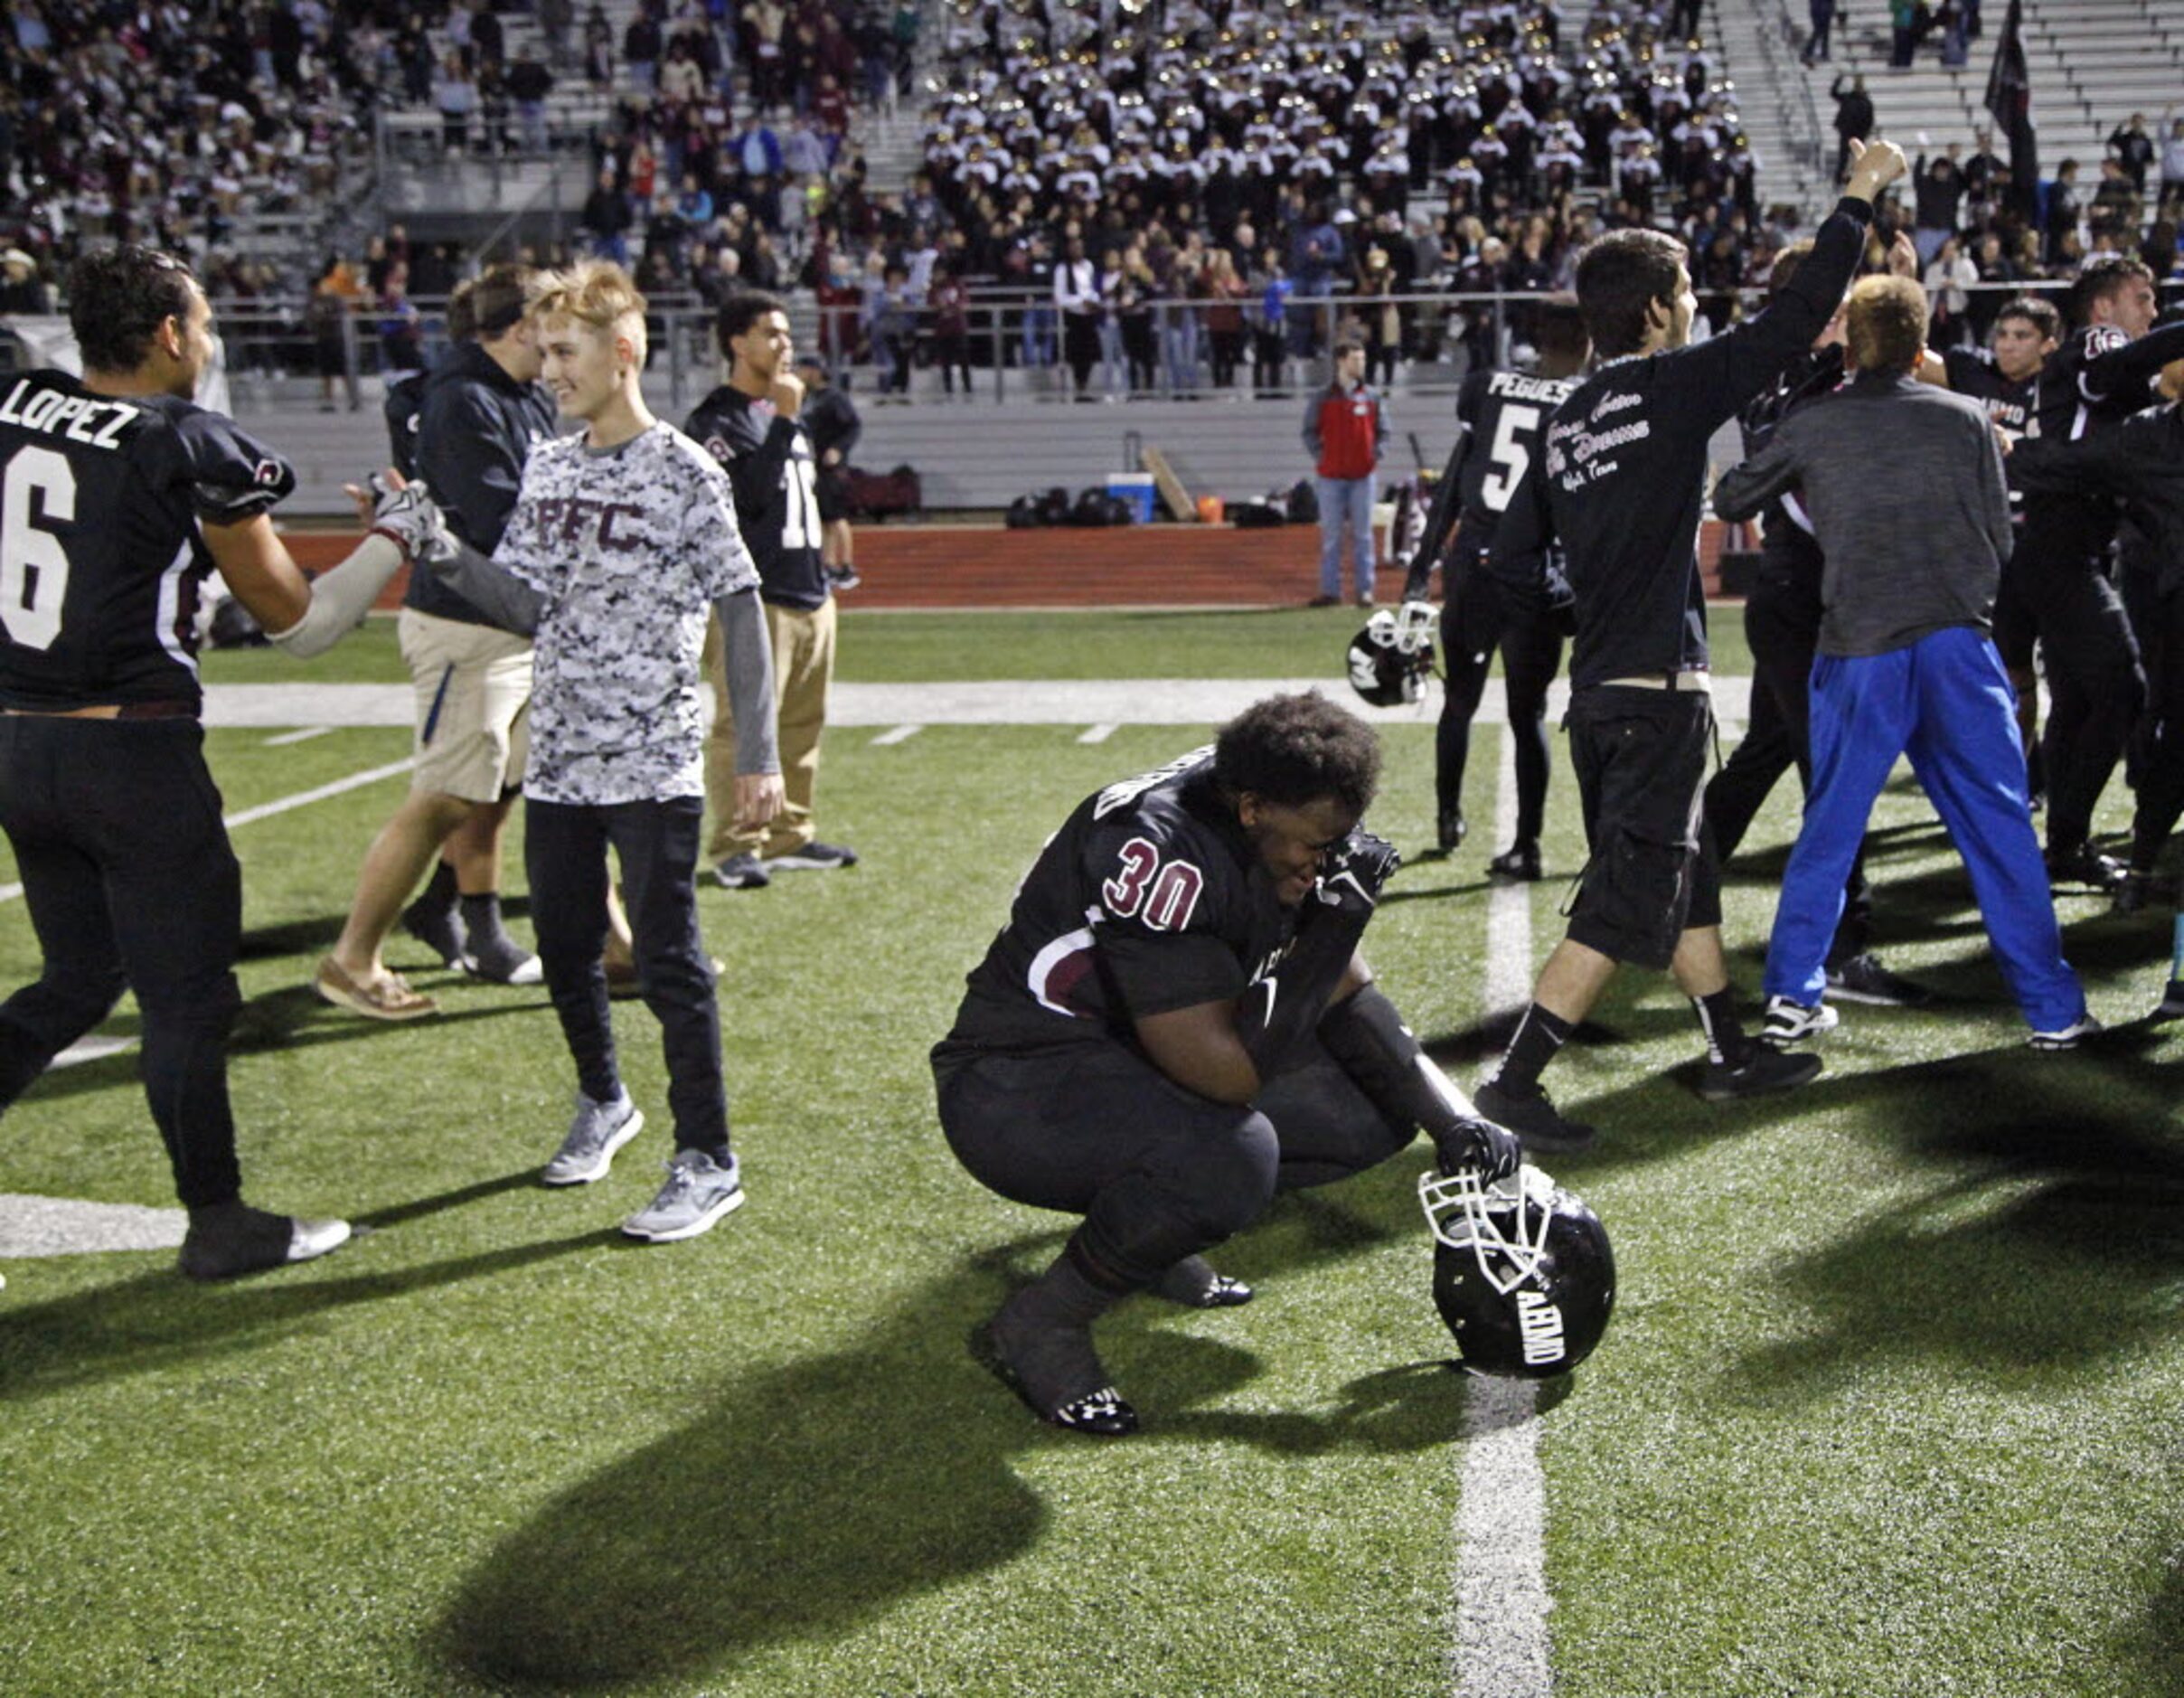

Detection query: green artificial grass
(4, 614), (2178, 1697)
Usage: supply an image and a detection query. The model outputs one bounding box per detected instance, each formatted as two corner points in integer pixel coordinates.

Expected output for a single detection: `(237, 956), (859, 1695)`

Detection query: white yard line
(1451, 728), (1554, 1698)
(263, 725), (338, 746)
(869, 723), (924, 745)
(1077, 722), (1118, 743)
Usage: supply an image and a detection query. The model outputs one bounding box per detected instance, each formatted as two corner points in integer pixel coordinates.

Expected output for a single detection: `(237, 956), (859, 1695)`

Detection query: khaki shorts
(399, 608), (532, 803)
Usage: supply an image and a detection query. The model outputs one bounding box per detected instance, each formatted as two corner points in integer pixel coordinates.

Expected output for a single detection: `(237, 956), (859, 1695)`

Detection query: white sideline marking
(0, 757), (416, 905)
(0, 1193), (185, 1258)
(1452, 727), (1552, 1698)
(870, 723), (923, 745)
(262, 725), (337, 747)
(1078, 722), (1117, 743)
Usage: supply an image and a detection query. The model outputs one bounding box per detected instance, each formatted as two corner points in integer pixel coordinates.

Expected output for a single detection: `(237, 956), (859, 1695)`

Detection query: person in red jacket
(1302, 339), (1389, 606)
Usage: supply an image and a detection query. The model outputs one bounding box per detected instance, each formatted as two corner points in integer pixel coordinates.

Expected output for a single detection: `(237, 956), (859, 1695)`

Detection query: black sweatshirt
(1489, 194), (1875, 688)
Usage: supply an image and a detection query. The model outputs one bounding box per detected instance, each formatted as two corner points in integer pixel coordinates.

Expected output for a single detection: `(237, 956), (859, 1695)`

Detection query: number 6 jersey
(935, 747), (1299, 1063)
(0, 369), (294, 711)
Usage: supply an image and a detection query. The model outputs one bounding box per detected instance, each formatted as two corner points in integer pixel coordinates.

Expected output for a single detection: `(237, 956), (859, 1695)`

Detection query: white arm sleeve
(265, 533), (406, 658)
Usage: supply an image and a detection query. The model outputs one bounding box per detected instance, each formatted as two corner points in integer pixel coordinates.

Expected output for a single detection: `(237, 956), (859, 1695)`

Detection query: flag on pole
(1983, 0), (2040, 219)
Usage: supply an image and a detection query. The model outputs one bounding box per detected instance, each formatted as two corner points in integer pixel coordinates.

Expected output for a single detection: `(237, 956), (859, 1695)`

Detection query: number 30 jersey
(684, 383), (828, 611)
(935, 747), (1298, 1062)
(0, 369), (294, 712)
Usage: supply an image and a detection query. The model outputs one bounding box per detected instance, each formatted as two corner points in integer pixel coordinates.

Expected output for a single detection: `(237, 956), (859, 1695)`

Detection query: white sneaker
(1762, 995), (1840, 1045)
(2028, 1014), (2103, 1052)
(622, 1150), (745, 1242)
(541, 1089), (644, 1185)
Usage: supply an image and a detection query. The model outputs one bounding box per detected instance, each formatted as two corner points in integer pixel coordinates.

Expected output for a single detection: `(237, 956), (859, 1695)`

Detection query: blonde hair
(530, 259), (647, 360)
(1842, 274), (1926, 375)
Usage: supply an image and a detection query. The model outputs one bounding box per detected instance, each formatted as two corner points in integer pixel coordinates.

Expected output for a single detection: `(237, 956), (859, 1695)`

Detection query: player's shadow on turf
(1722, 1056), (2184, 1400)
(0, 1217), (612, 1403)
(436, 1183), (1485, 1689)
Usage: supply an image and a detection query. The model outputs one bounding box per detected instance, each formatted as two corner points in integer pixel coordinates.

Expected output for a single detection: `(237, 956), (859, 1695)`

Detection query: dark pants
(2029, 561), (2144, 852)
(0, 717), (244, 1208)
(1567, 685), (1724, 969)
(524, 795), (728, 1156)
(2131, 581), (2184, 861)
(1702, 573), (1872, 966)
(936, 1041), (1409, 1289)
(1062, 313), (1101, 394)
(1436, 548), (1562, 844)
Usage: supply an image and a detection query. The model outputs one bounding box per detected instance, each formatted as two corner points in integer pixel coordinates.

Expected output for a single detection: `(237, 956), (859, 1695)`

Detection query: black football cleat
(969, 1321), (1139, 1437)
(2046, 844), (2127, 891)
(1488, 841), (1543, 882)
(1474, 1080), (1596, 1154)
(1698, 1045), (1822, 1101)
(1153, 1254), (1254, 1309)
(1436, 805), (1468, 853)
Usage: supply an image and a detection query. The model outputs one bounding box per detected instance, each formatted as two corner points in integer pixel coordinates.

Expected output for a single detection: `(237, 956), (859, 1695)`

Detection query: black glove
(1436, 1115), (1522, 1183)
(1310, 828), (1401, 920)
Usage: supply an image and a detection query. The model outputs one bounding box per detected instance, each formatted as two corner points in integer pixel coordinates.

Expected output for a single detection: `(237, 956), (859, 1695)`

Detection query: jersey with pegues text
(935, 747), (1299, 1064)
(0, 370), (293, 712)
(494, 422), (758, 806)
(1454, 368), (1580, 541)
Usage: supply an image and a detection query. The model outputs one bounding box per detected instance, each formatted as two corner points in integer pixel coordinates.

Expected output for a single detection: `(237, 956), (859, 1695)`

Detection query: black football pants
(1436, 558), (1562, 844)
(936, 1040), (1411, 1290)
(0, 717), (244, 1208)
(1702, 576), (1872, 967)
(2129, 582), (2184, 863)
(525, 795), (730, 1158)
(2031, 562), (2144, 854)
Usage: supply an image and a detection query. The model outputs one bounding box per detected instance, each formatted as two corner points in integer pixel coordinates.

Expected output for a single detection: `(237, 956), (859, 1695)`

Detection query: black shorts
(1566, 685), (1722, 969)
(816, 464), (852, 524)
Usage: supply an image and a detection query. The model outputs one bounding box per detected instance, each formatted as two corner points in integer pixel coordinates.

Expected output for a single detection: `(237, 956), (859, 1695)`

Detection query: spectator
(624, 5), (661, 97)
(1831, 74), (1874, 184)
(507, 51), (554, 155)
(1913, 142), (1967, 264)
(580, 168), (633, 265)
(795, 352), (864, 591)
(927, 260), (974, 396)
(2110, 113), (2157, 193)
(0, 247), (52, 315)
(1303, 337), (1388, 608)
(1924, 235), (1978, 345)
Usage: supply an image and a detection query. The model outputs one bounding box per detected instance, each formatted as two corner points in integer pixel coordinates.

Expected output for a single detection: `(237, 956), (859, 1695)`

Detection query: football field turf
(2, 609), (2179, 1696)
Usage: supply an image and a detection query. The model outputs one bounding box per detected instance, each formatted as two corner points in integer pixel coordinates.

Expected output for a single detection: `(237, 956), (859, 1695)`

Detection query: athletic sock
(1691, 986), (1753, 1066)
(459, 893), (534, 976)
(989, 1250), (1128, 1412)
(1491, 1002), (1574, 1097)
(418, 859), (458, 912)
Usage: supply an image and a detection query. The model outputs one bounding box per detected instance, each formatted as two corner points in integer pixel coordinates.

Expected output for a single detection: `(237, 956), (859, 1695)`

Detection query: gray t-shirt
(497, 421), (759, 805)
(1711, 373), (2012, 659)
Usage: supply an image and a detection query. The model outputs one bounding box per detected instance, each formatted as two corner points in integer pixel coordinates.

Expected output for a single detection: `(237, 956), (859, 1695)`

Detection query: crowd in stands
(5, 0), (2182, 400)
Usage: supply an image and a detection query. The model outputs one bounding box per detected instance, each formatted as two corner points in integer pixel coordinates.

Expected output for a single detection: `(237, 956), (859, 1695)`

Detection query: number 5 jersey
(0, 370), (293, 711)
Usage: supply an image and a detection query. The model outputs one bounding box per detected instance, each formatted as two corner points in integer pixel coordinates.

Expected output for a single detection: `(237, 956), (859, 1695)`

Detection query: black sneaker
(1488, 841), (1542, 882)
(969, 1317), (1139, 1437)
(714, 852), (770, 890)
(2150, 981), (2184, 1023)
(829, 564), (862, 591)
(402, 896), (466, 968)
(2113, 870), (2156, 914)
(2047, 844), (2126, 891)
(1437, 805), (1468, 854)
(179, 1203), (351, 1281)
(764, 841), (859, 873)
(1698, 1045), (1823, 1102)
(1823, 952), (1932, 1007)
(1474, 1080), (1597, 1153)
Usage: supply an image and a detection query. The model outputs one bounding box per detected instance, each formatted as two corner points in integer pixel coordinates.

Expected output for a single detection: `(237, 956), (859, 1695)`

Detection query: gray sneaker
(622, 1149), (745, 1242)
(541, 1089), (644, 1186)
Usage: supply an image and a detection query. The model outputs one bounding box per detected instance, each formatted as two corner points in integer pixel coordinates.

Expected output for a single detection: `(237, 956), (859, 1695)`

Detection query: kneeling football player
(931, 693), (1521, 1435)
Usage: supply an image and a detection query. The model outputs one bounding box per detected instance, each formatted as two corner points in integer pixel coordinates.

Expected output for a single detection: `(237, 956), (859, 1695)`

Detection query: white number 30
(1, 447), (75, 652)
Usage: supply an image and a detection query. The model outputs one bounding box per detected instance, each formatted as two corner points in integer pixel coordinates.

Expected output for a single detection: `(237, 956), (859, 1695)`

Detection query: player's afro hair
(67, 244), (197, 374)
(1214, 693), (1380, 816)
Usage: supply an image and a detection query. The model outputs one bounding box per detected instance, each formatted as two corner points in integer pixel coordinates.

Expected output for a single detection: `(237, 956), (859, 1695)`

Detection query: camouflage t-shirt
(496, 421), (759, 806)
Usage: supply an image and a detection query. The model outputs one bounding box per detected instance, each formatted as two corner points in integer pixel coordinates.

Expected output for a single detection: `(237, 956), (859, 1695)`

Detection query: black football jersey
(1943, 346), (2038, 524)
(0, 370), (293, 710)
(2020, 324), (2178, 568)
(936, 747), (1298, 1061)
(684, 384), (827, 611)
(1454, 368), (1581, 539)
(1738, 345), (1845, 590)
